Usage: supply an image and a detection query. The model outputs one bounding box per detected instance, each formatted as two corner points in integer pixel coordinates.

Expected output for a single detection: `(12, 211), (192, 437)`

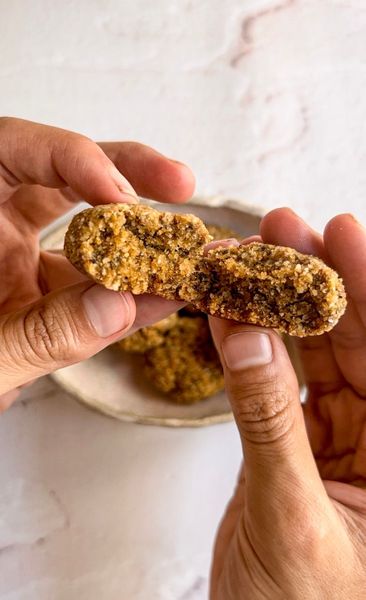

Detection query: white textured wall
(2, 0), (366, 227)
(1, 2), (366, 599)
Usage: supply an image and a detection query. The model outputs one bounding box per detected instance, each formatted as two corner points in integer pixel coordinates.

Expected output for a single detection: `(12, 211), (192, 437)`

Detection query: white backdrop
(2, 0), (366, 227)
(1, 1), (366, 599)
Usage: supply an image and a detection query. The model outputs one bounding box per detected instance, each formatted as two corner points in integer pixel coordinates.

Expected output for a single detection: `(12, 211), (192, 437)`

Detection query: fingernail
(169, 158), (186, 166)
(346, 213), (364, 228)
(205, 239), (240, 253)
(222, 332), (272, 371)
(240, 235), (262, 245)
(109, 165), (138, 199)
(219, 238), (239, 245)
(120, 191), (139, 204)
(82, 285), (132, 337)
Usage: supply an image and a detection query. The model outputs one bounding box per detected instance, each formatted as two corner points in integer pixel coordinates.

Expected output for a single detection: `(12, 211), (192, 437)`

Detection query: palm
(298, 289), (366, 491)
(0, 186), (75, 314)
(211, 350), (366, 597)
(305, 387), (366, 486)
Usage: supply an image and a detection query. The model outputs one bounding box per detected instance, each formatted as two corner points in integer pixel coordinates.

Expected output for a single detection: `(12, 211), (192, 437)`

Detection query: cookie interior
(64, 203), (211, 297)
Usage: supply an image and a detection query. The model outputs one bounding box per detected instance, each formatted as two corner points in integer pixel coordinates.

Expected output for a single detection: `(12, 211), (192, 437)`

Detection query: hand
(209, 209), (366, 599)
(0, 117), (195, 409)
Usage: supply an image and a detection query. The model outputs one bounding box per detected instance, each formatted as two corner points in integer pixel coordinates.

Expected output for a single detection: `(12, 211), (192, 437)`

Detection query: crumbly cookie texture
(178, 223), (240, 316)
(118, 314), (178, 353)
(206, 224), (238, 240)
(65, 204), (347, 337)
(193, 244), (347, 337)
(64, 203), (211, 297)
(144, 317), (224, 404)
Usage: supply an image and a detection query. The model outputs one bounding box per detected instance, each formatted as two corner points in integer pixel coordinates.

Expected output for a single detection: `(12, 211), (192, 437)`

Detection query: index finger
(0, 117), (137, 205)
(99, 142), (195, 204)
(260, 208), (344, 395)
(324, 214), (366, 396)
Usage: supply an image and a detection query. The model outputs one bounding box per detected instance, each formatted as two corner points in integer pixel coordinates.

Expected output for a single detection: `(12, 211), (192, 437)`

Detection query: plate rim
(50, 370), (234, 428)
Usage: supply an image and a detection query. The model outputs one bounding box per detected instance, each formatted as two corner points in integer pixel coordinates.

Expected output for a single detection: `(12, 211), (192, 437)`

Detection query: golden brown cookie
(206, 223), (238, 241)
(191, 243), (346, 337)
(65, 204), (347, 336)
(178, 305), (206, 317)
(179, 223), (239, 316)
(64, 203), (211, 297)
(118, 314), (178, 353)
(144, 317), (224, 404)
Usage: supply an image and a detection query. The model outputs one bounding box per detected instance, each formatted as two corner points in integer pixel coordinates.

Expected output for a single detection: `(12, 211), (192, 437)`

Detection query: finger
(325, 215), (366, 310)
(0, 389), (21, 412)
(260, 207), (343, 394)
(204, 238), (240, 253)
(39, 252), (184, 332)
(209, 318), (333, 544)
(324, 214), (366, 395)
(260, 207), (326, 259)
(8, 185), (81, 231)
(0, 379), (35, 412)
(239, 234), (262, 245)
(0, 118), (138, 210)
(99, 141), (195, 204)
(39, 251), (87, 292)
(10, 141), (196, 230)
(0, 282), (136, 398)
(324, 481), (366, 511)
(205, 234), (260, 254)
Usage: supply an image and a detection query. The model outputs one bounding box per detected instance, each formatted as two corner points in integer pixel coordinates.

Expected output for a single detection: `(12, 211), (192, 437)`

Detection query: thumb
(0, 282), (136, 396)
(209, 318), (333, 535)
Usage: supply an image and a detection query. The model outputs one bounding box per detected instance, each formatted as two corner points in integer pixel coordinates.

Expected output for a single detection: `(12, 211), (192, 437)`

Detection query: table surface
(0, 377), (242, 600)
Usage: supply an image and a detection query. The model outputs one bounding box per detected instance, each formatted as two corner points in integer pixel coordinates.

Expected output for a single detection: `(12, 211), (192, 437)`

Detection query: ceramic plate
(41, 197), (282, 427)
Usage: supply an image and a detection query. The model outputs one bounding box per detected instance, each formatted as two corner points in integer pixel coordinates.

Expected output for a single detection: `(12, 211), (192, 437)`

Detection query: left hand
(0, 117), (195, 409)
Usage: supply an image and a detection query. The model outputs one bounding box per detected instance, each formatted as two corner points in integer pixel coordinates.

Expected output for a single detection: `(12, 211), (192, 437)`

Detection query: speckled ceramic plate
(42, 197), (298, 428)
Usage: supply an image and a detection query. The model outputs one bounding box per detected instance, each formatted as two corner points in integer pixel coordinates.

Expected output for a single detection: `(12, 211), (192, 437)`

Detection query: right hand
(0, 117), (195, 409)
(209, 209), (366, 599)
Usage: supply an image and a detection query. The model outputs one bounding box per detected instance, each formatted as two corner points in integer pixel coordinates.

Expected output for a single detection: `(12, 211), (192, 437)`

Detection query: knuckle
(330, 328), (365, 351)
(229, 379), (295, 444)
(0, 116), (16, 131)
(65, 132), (94, 153)
(0, 118), (22, 191)
(22, 300), (80, 366)
(59, 134), (105, 175)
(55, 131), (91, 160)
(280, 508), (335, 566)
(62, 131), (94, 153)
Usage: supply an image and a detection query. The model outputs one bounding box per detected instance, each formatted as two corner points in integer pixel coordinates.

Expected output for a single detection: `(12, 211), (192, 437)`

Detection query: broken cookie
(206, 223), (238, 241)
(191, 244), (346, 337)
(65, 203), (211, 298)
(180, 223), (239, 316)
(144, 316), (224, 404)
(65, 203), (347, 337)
(118, 313), (178, 353)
